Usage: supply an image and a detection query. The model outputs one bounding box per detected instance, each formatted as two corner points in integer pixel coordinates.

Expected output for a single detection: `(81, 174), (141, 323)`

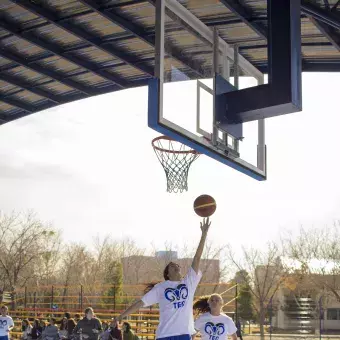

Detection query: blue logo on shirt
(0, 319), (7, 329)
(205, 322), (225, 340)
(164, 284), (188, 309)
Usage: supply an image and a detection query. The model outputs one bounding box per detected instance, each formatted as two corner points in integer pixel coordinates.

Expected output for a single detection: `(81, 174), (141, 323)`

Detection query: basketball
(193, 195), (216, 217)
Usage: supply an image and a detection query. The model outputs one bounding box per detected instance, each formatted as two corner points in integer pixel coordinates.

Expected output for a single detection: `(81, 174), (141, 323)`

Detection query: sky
(0, 73), (339, 254)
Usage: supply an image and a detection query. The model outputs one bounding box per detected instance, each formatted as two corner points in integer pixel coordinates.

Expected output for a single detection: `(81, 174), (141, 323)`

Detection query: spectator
(59, 318), (68, 339)
(74, 315), (81, 324)
(40, 321), (47, 333)
(122, 323), (138, 340)
(101, 323), (108, 333)
(73, 308), (102, 340)
(31, 320), (42, 340)
(108, 320), (121, 340)
(99, 320), (120, 340)
(64, 313), (76, 337)
(0, 305), (14, 340)
(22, 319), (32, 340)
(236, 320), (243, 340)
(42, 318), (59, 340)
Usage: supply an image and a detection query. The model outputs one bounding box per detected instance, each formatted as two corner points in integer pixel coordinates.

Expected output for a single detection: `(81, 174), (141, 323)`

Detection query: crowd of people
(19, 308), (139, 340)
(4, 218), (242, 340)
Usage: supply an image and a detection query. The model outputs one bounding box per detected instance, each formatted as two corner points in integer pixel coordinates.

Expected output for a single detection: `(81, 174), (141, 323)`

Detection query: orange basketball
(193, 195), (216, 217)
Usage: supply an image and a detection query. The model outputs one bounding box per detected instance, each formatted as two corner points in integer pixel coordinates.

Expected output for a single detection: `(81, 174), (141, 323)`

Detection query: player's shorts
(0, 335), (9, 340)
(157, 335), (191, 340)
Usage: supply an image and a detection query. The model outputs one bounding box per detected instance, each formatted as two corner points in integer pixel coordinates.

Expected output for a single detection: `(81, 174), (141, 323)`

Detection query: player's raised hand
(200, 217), (211, 234)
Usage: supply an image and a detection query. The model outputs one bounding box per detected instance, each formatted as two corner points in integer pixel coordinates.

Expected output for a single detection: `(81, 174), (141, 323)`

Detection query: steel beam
(0, 77), (142, 123)
(219, 0), (267, 39)
(0, 96), (35, 113)
(6, 0), (261, 77)
(301, 1), (340, 52)
(215, 0), (301, 124)
(240, 41), (334, 51)
(0, 49), (94, 95)
(255, 60), (340, 73)
(164, 0), (263, 79)
(75, 0), (206, 77)
(303, 60), (340, 72)
(0, 73), (60, 104)
(0, 21), (129, 88)
(10, 0), (154, 76)
(301, 0), (340, 30)
(309, 17), (340, 51)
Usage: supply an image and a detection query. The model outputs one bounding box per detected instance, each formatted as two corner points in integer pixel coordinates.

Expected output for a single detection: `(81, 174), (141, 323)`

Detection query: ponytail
(144, 262), (180, 294)
(144, 282), (161, 294)
(193, 295), (211, 315)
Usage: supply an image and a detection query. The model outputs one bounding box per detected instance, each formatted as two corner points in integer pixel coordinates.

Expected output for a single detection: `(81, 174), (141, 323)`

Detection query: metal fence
(6, 282), (236, 313)
(5, 282), (237, 339)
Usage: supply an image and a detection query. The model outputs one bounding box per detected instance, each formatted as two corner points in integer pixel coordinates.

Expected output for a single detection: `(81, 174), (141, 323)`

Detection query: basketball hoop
(152, 136), (200, 193)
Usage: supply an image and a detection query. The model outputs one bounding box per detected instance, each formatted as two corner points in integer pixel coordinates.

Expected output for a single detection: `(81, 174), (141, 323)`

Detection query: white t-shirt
(142, 267), (202, 338)
(194, 313), (237, 340)
(0, 316), (14, 337)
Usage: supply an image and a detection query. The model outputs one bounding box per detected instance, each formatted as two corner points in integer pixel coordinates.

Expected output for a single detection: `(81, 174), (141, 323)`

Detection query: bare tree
(181, 240), (228, 282)
(34, 230), (62, 286)
(227, 242), (288, 340)
(59, 244), (93, 307)
(284, 223), (340, 303)
(0, 211), (58, 292)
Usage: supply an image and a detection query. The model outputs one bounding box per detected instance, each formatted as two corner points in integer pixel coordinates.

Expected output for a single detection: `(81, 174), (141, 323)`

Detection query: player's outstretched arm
(116, 300), (144, 322)
(191, 217), (211, 274)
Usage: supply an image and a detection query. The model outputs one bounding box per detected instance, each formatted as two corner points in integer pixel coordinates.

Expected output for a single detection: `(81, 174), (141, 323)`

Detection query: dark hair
(144, 262), (179, 294)
(50, 318), (56, 324)
(163, 262), (179, 280)
(74, 314), (80, 319)
(123, 322), (131, 333)
(33, 319), (40, 328)
(64, 312), (71, 319)
(60, 317), (68, 330)
(193, 294), (223, 315)
(85, 307), (94, 315)
(193, 295), (210, 314)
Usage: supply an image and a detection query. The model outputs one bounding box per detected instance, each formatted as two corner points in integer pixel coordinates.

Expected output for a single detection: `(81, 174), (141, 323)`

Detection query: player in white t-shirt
(0, 306), (14, 340)
(193, 294), (237, 340)
(115, 218), (211, 340)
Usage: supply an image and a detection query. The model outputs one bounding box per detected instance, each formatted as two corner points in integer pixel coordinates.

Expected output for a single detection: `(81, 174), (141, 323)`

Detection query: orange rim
(151, 135), (199, 155)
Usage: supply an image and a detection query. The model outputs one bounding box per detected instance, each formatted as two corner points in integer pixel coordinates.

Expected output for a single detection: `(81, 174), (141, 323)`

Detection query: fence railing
(4, 282), (237, 313)
(5, 282), (237, 339)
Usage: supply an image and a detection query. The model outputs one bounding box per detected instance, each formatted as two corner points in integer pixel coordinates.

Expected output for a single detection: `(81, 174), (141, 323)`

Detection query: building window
(327, 309), (339, 320)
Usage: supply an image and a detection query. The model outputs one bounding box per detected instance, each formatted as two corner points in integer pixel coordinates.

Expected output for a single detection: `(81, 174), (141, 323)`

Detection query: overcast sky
(0, 73), (339, 254)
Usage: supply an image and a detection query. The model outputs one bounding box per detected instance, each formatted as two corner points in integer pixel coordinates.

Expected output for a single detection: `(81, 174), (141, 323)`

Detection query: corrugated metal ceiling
(0, 0), (339, 123)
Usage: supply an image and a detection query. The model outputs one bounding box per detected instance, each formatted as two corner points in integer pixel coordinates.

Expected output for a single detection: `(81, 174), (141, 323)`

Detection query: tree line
(1, 211), (340, 340)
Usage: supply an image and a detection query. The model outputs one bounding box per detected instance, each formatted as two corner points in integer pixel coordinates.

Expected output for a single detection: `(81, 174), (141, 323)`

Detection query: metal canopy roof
(0, 0), (340, 124)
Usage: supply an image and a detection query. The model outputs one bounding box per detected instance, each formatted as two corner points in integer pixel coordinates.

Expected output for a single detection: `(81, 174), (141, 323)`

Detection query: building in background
(121, 250), (220, 284)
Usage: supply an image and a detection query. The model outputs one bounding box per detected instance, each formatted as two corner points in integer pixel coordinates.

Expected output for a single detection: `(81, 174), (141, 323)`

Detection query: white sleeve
(225, 318), (237, 335)
(141, 285), (160, 307)
(8, 317), (14, 328)
(194, 316), (204, 333)
(186, 267), (202, 290)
